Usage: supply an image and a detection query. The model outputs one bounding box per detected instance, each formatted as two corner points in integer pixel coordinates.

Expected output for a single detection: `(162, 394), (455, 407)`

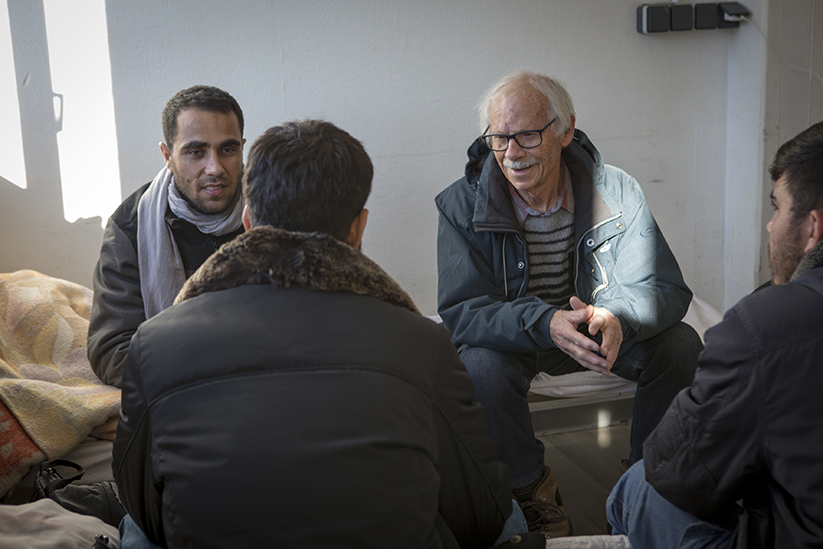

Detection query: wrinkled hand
(549, 296), (623, 374)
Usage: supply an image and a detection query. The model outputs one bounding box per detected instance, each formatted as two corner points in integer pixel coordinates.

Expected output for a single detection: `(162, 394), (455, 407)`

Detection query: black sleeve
(88, 185), (149, 388)
(88, 217), (146, 387)
(112, 331), (166, 547)
(643, 306), (763, 521)
(430, 324), (512, 548)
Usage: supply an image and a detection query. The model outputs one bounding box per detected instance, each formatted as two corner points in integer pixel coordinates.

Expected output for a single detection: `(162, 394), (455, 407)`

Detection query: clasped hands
(548, 296), (623, 375)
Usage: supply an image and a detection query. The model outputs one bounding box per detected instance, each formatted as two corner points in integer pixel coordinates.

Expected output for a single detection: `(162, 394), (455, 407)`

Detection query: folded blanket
(0, 270), (120, 496)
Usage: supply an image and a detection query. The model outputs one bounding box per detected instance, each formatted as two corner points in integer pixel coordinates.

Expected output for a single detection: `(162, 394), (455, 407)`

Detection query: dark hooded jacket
(644, 241), (823, 548)
(112, 226), (512, 549)
(435, 130), (692, 351)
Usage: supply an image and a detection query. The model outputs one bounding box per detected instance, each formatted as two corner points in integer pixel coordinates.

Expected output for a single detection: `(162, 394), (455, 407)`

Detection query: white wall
(1, 0), (821, 315)
(724, 0), (769, 310)
(758, 0), (823, 292)
(723, 0), (823, 311)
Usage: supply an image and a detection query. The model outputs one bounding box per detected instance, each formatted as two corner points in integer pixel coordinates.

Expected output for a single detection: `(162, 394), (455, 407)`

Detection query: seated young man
(113, 120), (527, 548)
(607, 122), (823, 548)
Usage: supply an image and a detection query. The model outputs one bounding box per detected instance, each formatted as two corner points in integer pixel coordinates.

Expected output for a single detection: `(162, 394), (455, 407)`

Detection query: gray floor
(537, 422), (631, 536)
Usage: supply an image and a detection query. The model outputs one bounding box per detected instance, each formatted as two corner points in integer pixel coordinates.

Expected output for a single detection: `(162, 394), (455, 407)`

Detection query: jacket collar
(790, 239), (823, 282)
(175, 226), (420, 314)
(467, 129), (613, 242)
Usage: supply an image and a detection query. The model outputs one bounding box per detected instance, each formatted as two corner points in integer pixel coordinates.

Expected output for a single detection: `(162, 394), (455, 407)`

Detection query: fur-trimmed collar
(175, 226), (420, 314)
(791, 239), (823, 282)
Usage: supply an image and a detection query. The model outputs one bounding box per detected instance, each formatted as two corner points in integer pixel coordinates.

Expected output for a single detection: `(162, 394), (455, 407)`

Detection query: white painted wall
(724, 0), (769, 310)
(758, 0), (823, 294)
(1, 0), (821, 315)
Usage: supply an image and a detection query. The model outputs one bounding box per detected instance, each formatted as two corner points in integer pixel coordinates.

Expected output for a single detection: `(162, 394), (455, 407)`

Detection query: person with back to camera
(113, 119), (538, 548)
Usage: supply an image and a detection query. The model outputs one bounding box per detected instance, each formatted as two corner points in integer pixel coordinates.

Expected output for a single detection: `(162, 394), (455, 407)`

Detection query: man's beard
(171, 167), (242, 216)
(769, 231), (806, 285)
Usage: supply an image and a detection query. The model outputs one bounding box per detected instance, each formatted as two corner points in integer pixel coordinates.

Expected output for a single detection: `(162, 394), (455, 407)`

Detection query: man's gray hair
(477, 70), (575, 137)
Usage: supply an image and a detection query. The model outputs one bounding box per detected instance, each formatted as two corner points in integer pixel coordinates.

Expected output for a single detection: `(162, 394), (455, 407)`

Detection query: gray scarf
(137, 167), (243, 319)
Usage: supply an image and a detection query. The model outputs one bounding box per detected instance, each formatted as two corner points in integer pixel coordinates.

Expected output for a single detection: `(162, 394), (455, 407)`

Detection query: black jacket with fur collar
(113, 226), (512, 549)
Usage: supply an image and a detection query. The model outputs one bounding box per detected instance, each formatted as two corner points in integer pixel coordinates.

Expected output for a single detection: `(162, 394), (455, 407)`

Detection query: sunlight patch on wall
(43, 0), (119, 225)
(0, 0), (26, 189)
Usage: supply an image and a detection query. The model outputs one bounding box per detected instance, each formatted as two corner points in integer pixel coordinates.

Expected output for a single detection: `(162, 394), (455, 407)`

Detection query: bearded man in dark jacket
(607, 121), (823, 548)
(88, 85), (246, 388)
(113, 120), (529, 548)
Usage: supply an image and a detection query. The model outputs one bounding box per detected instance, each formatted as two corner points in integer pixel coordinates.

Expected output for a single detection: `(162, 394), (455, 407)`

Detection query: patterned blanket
(0, 270), (120, 496)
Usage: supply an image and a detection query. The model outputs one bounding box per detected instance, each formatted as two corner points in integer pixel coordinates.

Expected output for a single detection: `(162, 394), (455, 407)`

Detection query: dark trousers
(459, 322), (701, 488)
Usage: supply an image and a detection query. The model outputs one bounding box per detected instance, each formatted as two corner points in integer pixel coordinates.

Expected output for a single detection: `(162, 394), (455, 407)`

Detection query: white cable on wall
(742, 14), (823, 87)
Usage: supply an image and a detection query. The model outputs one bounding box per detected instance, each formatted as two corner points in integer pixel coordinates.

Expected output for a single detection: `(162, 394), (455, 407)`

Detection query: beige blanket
(0, 270), (120, 496)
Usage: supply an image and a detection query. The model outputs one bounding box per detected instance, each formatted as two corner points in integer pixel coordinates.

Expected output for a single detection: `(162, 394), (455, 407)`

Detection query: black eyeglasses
(479, 117), (558, 151)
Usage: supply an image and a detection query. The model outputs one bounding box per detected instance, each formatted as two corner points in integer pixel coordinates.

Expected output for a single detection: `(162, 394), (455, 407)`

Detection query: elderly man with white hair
(435, 69), (701, 538)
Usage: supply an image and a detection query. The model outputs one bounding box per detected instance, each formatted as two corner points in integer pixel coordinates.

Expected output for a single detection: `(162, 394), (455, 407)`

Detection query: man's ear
(803, 209), (823, 254)
(561, 113), (576, 147)
(160, 142), (172, 167)
(345, 209), (369, 249)
(242, 204), (252, 231)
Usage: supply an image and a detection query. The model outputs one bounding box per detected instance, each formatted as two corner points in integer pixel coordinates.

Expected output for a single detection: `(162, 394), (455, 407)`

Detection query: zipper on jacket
(501, 233), (529, 298)
(574, 213), (621, 302)
(590, 252), (609, 301)
(502, 234), (509, 296)
(516, 235), (528, 297)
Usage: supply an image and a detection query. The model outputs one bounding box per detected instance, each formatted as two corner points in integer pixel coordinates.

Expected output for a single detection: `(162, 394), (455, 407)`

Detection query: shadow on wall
(1, 1), (105, 288)
(0, 176), (103, 288)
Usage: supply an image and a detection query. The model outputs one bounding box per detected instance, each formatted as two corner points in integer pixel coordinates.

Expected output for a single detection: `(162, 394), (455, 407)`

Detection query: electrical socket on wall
(637, 3), (749, 34)
(637, 4), (670, 34)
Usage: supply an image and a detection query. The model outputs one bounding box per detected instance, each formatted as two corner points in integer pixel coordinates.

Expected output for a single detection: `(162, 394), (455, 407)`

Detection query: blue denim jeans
(119, 514), (162, 549)
(606, 461), (735, 548)
(495, 500), (529, 545)
(459, 322), (700, 488)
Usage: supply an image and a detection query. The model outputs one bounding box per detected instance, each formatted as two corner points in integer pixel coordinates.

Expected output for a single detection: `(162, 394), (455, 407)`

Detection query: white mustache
(503, 159), (537, 170)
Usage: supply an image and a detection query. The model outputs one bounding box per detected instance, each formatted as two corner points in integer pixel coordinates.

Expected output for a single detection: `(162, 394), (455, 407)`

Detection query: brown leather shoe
(516, 466), (572, 538)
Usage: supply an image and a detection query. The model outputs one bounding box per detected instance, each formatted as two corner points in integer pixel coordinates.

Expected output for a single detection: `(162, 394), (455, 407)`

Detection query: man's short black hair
(770, 121), (823, 221)
(243, 120), (373, 241)
(162, 86), (244, 149)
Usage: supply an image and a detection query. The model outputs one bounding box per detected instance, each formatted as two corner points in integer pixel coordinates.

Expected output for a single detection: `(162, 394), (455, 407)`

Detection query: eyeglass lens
(485, 131), (543, 151)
